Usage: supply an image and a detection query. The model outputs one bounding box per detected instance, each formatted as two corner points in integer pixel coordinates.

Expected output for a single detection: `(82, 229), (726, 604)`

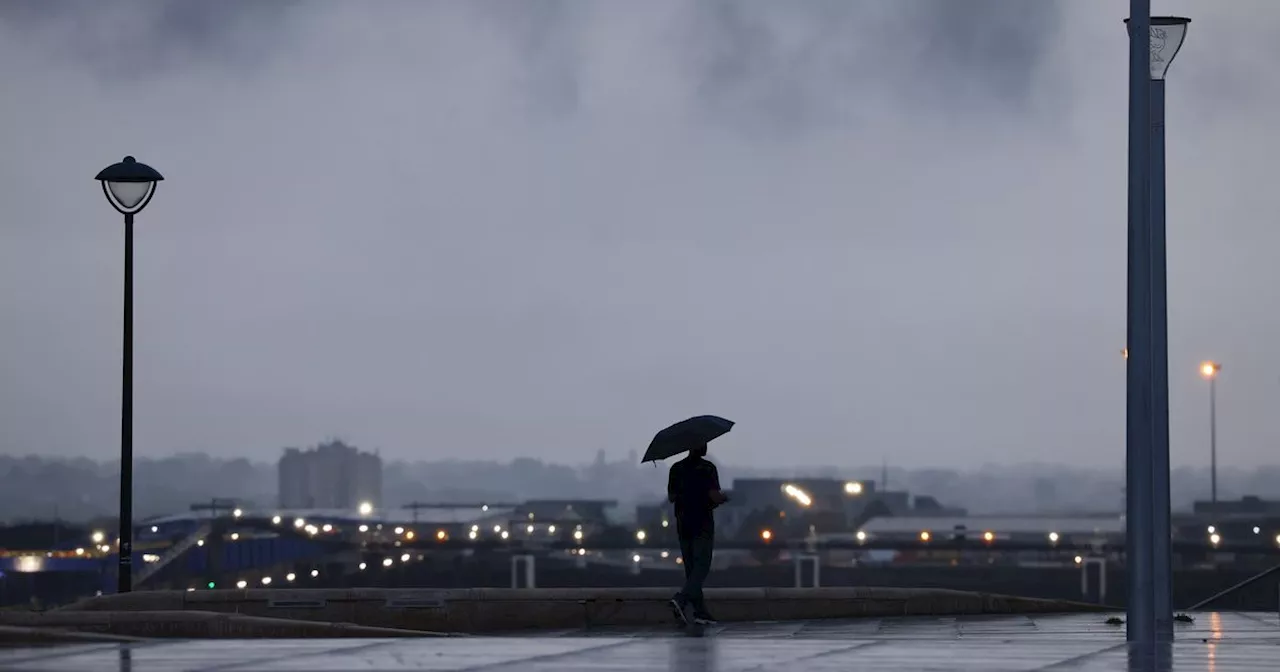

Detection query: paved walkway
(1, 612), (1276, 670)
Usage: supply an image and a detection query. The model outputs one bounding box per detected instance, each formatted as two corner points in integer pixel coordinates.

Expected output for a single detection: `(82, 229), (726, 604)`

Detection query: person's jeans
(674, 534), (714, 613)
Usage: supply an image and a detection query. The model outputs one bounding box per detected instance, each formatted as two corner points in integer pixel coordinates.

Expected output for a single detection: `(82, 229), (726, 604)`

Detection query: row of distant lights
(854, 530), (1005, 543)
(464, 523), (584, 541)
(162, 503), (611, 546)
(213, 569), (321, 591)
(204, 524), (1273, 550)
(359, 553), (422, 570)
(343, 547), (685, 569)
(631, 550), (682, 564)
(1205, 525), (1280, 547)
(846, 526), (1279, 548)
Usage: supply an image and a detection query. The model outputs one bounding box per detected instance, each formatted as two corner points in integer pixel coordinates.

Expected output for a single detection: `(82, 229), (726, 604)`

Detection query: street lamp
(1129, 17), (1191, 81)
(94, 156), (163, 594)
(1200, 361), (1221, 503)
(1120, 4), (1191, 648)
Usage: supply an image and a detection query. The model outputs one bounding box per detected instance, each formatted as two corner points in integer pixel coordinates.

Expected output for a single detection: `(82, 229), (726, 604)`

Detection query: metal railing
(1185, 562), (1280, 611)
(133, 523), (210, 587)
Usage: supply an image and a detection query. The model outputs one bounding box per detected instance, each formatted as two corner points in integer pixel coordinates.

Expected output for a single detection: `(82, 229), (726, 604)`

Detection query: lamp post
(1200, 361), (1221, 504)
(1122, 2), (1154, 647)
(1124, 10), (1189, 647)
(94, 156), (164, 594)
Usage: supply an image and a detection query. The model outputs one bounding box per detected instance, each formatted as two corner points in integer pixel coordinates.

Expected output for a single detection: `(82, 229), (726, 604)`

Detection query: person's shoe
(680, 601), (698, 626)
(669, 598), (689, 625)
(693, 611), (717, 625)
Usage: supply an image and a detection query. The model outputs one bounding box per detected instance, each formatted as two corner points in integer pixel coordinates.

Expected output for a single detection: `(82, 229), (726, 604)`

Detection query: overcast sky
(1, 0), (1277, 469)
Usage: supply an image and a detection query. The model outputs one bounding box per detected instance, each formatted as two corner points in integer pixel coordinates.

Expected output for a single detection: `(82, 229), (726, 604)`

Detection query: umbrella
(642, 415), (735, 463)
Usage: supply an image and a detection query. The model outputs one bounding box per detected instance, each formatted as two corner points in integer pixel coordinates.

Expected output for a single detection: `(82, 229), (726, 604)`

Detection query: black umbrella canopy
(642, 415), (734, 463)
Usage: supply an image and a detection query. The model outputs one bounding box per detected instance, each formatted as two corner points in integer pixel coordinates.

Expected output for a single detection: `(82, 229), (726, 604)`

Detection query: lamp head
(1200, 361), (1221, 380)
(1125, 16), (1191, 81)
(95, 156), (164, 215)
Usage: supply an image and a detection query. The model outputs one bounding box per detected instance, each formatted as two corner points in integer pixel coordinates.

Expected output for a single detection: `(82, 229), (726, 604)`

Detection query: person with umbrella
(643, 415), (733, 626)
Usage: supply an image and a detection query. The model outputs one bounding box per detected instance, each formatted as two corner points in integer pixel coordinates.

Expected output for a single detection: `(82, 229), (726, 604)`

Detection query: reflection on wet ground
(1, 612), (1276, 670)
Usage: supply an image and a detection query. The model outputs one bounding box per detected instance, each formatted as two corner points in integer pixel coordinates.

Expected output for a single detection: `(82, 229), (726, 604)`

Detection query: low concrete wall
(0, 610), (440, 639)
(0, 624), (151, 646)
(57, 587), (1105, 633)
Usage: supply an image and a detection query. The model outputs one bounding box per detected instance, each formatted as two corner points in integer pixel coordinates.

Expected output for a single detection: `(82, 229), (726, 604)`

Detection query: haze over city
(3, 0), (1279, 471)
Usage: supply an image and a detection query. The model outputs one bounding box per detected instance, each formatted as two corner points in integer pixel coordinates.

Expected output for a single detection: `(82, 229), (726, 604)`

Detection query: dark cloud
(0, 0), (302, 78)
(683, 0), (1062, 132)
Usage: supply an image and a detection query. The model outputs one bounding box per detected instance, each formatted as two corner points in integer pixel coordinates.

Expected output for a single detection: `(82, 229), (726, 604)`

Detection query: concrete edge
(0, 610), (455, 639)
(0, 624), (153, 645)
(49, 587), (1107, 633)
(61, 586), (1108, 610)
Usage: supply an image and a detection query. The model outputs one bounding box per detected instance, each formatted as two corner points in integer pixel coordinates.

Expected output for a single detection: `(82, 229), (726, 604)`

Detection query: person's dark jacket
(668, 454), (721, 540)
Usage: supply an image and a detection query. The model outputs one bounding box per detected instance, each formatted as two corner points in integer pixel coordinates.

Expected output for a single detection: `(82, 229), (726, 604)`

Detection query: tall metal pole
(1210, 375), (1217, 504)
(1124, 0), (1154, 647)
(1148, 76), (1173, 642)
(118, 212), (134, 594)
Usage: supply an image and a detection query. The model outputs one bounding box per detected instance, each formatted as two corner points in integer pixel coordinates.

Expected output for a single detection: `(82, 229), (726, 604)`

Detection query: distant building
(701, 477), (965, 539)
(277, 441), (382, 510)
(1192, 496), (1280, 518)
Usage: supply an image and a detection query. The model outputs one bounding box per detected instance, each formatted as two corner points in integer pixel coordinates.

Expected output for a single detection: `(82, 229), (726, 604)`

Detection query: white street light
(1137, 17), (1191, 80)
(95, 156), (164, 595)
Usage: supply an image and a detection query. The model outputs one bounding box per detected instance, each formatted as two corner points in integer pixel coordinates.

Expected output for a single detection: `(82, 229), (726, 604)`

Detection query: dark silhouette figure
(666, 444), (728, 624)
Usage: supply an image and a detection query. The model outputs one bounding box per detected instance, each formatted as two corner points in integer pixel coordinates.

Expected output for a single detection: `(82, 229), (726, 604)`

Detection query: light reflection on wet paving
(0, 612), (1276, 670)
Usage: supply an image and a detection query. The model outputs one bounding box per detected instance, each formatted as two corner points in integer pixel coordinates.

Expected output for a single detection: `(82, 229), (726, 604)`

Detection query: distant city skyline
(3, 449), (1279, 524)
(3, 1), (1279, 468)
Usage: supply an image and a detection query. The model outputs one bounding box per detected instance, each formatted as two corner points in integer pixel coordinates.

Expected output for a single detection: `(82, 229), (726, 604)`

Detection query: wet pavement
(0, 612), (1275, 670)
